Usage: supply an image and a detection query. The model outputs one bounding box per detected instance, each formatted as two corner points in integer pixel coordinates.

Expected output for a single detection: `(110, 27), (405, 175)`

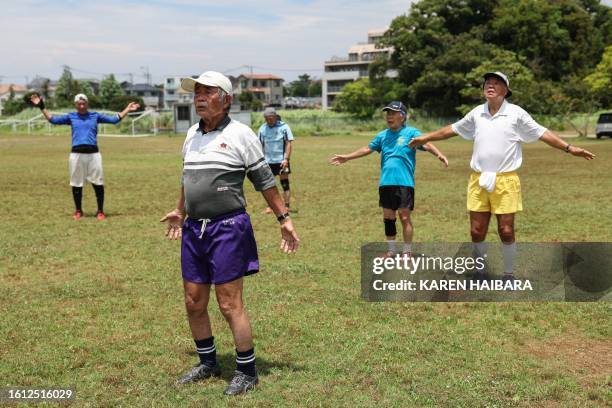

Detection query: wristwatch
(277, 212), (290, 223)
(564, 144), (572, 153)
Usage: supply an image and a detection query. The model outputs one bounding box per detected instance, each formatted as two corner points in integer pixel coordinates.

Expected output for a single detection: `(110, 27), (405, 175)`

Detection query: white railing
(130, 109), (158, 136)
(0, 109), (161, 137)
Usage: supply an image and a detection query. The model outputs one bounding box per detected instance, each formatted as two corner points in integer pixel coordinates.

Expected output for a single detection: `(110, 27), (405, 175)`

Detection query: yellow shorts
(467, 172), (522, 214)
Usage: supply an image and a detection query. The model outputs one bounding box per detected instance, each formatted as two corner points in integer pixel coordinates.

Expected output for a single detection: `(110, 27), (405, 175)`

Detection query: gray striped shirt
(182, 117), (276, 219)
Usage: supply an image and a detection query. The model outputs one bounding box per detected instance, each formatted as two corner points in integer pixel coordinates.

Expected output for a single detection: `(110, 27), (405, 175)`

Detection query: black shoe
(473, 271), (489, 283)
(502, 274), (517, 290)
(223, 370), (258, 396)
(176, 363), (221, 385)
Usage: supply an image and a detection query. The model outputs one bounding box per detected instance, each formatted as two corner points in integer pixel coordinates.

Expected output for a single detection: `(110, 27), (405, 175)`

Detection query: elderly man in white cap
(30, 92), (139, 220)
(409, 71), (595, 281)
(160, 71), (299, 395)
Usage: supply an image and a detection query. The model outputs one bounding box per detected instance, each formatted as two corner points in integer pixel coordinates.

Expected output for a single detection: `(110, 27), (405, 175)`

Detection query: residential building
(123, 83), (163, 108)
(322, 28), (397, 109)
(163, 76), (194, 109)
(27, 77), (57, 99)
(234, 74), (284, 107)
(0, 84), (27, 115)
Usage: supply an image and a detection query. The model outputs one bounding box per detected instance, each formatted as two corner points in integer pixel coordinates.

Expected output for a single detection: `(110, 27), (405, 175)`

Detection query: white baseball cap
(263, 107), (277, 117)
(181, 71), (232, 94)
(74, 93), (88, 103)
(483, 72), (512, 97)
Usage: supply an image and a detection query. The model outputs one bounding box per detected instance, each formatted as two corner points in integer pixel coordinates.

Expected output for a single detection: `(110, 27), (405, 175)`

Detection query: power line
(251, 66), (323, 72)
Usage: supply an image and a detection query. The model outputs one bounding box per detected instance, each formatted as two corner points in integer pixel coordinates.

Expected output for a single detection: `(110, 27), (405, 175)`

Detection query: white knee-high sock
(502, 242), (517, 275)
(473, 241), (487, 258)
(473, 241), (488, 272)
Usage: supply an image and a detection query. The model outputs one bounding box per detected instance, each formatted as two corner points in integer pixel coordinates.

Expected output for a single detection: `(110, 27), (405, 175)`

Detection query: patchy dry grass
(0, 131), (610, 407)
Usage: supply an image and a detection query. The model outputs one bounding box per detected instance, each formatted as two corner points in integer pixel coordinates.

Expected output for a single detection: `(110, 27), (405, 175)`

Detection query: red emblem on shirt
(219, 143), (227, 149)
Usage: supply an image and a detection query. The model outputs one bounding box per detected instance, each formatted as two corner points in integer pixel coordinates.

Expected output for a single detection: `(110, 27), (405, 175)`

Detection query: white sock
(387, 240), (396, 253)
(473, 241), (487, 272)
(403, 242), (412, 254)
(502, 242), (517, 275)
(473, 241), (487, 257)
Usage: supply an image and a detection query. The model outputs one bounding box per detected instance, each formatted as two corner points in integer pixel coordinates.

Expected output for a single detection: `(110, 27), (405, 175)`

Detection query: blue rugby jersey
(49, 112), (121, 147)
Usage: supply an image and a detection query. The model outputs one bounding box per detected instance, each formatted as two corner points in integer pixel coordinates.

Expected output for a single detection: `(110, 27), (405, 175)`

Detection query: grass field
(0, 130), (610, 407)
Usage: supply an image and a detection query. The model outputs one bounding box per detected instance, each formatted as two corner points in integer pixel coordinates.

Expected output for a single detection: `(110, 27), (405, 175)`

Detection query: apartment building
(322, 28), (397, 109)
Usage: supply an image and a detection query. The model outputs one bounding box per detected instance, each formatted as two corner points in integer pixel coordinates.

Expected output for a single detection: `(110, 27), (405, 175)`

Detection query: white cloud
(0, 0), (414, 83)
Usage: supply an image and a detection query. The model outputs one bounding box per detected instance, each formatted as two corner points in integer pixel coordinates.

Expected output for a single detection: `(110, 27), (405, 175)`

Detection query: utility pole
(140, 66), (151, 85)
(63, 65), (72, 97)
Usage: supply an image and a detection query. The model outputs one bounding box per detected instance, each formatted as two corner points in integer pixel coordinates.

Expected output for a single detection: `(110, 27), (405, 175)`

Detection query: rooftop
(238, 73), (283, 80)
(0, 84), (27, 94)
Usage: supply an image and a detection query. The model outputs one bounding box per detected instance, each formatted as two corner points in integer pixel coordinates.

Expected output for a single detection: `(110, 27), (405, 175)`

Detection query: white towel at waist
(479, 171), (497, 193)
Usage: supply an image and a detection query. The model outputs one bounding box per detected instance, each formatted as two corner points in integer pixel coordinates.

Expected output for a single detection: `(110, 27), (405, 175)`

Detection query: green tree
(3, 86), (27, 115)
(381, 0), (498, 88)
(77, 80), (94, 97)
(380, 0), (612, 115)
(238, 91), (263, 111)
(584, 44), (612, 106)
(308, 80), (322, 97)
(488, 0), (607, 81)
(99, 74), (124, 108)
(286, 74), (312, 97)
(332, 79), (377, 119)
(55, 67), (75, 107)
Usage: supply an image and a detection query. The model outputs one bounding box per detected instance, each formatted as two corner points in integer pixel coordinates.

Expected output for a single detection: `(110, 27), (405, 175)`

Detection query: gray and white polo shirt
(182, 116), (276, 219)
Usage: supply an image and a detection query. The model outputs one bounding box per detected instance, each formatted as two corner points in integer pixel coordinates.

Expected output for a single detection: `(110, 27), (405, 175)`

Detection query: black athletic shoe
(473, 271), (489, 283)
(223, 370), (258, 395)
(176, 363), (221, 385)
(502, 274), (517, 290)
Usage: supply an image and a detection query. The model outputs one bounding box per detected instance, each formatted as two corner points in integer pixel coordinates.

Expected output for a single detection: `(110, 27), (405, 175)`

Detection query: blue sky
(2, 0), (611, 86)
(1, 0), (413, 84)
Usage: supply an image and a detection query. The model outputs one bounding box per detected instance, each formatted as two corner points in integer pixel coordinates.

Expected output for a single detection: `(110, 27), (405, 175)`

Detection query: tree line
(3, 67), (144, 116)
(334, 0), (611, 118)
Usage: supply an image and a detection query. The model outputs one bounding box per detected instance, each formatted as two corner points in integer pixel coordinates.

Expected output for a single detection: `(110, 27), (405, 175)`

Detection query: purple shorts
(181, 211), (259, 285)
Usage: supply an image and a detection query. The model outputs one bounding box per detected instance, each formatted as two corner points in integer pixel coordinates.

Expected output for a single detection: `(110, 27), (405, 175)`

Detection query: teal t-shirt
(368, 125), (423, 187)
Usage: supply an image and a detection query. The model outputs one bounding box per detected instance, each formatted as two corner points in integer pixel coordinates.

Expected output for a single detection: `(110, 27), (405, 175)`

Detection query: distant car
(595, 113), (612, 139)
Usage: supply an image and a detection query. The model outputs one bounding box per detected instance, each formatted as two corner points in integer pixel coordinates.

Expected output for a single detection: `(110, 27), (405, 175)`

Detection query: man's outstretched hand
(408, 136), (428, 149)
(569, 146), (595, 160)
(330, 154), (348, 165)
(280, 219), (299, 254)
(126, 102), (141, 112)
(160, 209), (185, 240)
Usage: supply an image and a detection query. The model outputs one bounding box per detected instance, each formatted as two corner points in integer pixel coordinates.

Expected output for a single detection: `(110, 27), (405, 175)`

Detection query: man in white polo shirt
(409, 72), (595, 280)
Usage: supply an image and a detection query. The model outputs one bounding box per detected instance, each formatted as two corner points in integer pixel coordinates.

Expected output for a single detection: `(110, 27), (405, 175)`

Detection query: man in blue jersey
(331, 101), (448, 256)
(258, 107), (294, 213)
(30, 93), (139, 220)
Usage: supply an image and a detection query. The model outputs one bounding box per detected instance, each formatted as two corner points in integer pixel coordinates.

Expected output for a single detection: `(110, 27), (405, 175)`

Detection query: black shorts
(379, 186), (415, 210)
(269, 162), (291, 176)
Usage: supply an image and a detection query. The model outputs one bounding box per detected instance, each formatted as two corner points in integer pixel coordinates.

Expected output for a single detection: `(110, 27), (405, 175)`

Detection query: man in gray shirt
(161, 71), (299, 396)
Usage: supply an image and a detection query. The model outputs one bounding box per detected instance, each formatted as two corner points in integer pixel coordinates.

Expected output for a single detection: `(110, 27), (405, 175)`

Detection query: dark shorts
(379, 186), (415, 210)
(269, 162), (291, 176)
(181, 211), (259, 285)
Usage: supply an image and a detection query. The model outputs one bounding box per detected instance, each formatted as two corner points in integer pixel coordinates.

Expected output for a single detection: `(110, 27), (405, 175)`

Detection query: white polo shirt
(451, 100), (547, 173)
